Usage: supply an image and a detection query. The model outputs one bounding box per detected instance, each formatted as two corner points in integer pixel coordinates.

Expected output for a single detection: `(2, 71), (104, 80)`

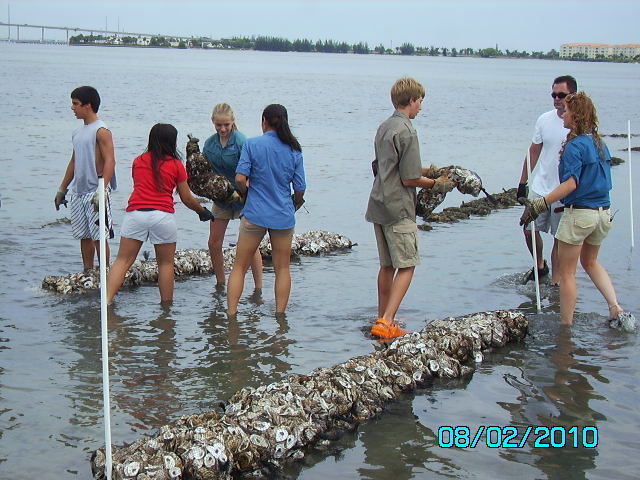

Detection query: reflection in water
(358, 387), (468, 480)
(499, 319), (602, 479)
(192, 306), (295, 410)
(108, 305), (183, 430)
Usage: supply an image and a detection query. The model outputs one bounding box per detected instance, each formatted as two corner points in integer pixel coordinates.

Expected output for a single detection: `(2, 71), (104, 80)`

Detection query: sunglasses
(551, 92), (570, 99)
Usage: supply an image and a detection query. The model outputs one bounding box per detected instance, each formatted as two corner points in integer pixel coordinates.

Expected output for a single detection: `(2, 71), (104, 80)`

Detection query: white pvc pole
(98, 177), (113, 480)
(628, 121), (634, 249)
(525, 148), (542, 313)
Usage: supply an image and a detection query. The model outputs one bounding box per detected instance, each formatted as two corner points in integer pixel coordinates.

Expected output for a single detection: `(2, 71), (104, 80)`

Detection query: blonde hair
(390, 77), (425, 108)
(211, 103), (237, 131)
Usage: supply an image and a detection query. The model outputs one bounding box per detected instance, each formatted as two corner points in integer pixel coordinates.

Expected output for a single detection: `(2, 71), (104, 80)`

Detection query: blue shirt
(236, 130), (306, 229)
(203, 130), (246, 210)
(559, 135), (612, 208)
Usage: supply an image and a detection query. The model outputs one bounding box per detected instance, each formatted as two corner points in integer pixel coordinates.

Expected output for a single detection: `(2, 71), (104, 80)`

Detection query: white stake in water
(628, 121), (634, 250)
(526, 148), (542, 313)
(98, 177), (113, 480)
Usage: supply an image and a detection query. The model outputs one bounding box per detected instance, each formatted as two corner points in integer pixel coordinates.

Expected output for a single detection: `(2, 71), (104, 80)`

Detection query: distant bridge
(0, 21), (191, 43)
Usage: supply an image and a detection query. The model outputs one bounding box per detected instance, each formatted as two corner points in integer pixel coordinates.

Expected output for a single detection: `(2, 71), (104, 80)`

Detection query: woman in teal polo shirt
(520, 92), (626, 325)
(203, 103), (263, 289)
(227, 104), (306, 316)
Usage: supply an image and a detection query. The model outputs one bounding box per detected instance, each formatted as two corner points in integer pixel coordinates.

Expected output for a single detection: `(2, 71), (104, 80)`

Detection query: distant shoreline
(2, 37), (637, 64)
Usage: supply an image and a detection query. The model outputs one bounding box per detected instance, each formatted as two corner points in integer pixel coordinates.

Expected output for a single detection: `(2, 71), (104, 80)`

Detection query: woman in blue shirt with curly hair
(227, 104), (306, 316)
(520, 92), (626, 325)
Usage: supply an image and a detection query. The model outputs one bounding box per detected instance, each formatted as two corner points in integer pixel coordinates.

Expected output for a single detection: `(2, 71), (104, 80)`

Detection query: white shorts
(524, 192), (562, 236)
(71, 190), (114, 240)
(120, 210), (177, 244)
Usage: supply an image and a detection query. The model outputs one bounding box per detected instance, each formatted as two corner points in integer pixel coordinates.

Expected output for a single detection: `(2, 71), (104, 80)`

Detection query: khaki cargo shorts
(555, 206), (612, 246)
(213, 203), (242, 220)
(373, 218), (421, 269)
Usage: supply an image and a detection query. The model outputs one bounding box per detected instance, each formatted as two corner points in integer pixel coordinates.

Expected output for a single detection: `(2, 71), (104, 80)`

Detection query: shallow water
(0, 44), (639, 479)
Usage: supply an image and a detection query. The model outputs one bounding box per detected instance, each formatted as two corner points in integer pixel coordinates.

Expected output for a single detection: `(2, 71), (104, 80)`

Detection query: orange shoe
(371, 320), (409, 339)
(375, 317), (392, 327)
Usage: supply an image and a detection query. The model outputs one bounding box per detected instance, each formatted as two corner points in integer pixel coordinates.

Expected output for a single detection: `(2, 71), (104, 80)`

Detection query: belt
(556, 205), (610, 212)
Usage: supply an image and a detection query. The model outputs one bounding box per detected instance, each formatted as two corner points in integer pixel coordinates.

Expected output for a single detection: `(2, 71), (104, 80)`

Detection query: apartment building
(561, 43), (640, 58)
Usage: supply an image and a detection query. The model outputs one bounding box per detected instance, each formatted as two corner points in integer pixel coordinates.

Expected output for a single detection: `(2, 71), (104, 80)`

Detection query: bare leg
(377, 265), (395, 318)
(579, 242), (622, 319)
(106, 237), (143, 303)
(524, 228), (545, 269)
(81, 238), (95, 270)
(208, 218), (230, 286)
(227, 232), (263, 315)
(557, 240), (582, 324)
(155, 242), (176, 303)
(550, 238), (559, 284)
(269, 231), (293, 313)
(93, 240), (110, 267)
(250, 248), (264, 289)
(381, 266), (415, 323)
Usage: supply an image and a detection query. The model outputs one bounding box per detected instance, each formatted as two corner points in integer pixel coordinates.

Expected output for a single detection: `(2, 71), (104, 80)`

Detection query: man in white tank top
(517, 75), (577, 285)
(54, 86), (117, 270)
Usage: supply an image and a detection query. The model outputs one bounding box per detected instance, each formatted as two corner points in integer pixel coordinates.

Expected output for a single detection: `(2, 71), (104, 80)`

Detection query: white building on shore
(560, 43), (640, 58)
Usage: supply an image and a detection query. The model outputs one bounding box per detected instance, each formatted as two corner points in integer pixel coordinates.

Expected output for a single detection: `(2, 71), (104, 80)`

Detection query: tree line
(68, 34), (639, 63)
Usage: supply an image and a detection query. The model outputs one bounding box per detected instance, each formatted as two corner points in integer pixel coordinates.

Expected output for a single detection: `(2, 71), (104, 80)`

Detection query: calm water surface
(0, 44), (639, 479)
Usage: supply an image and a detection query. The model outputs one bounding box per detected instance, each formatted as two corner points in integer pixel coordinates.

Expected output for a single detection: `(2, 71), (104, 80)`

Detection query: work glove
(198, 207), (215, 222)
(54, 188), (68, 210)
(90, 188), (109, 212)
(432, 174), (455, 194)
(519, 197), (548, 226)
(371, 159), (379, 177)
(516, 183), (528, 204)
(425, 164), (443, 179)
(291, 194), (305, 211)
(228, 190), (245, 205)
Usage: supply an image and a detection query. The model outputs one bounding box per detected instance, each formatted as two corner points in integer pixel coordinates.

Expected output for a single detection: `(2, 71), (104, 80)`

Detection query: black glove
(516, 183), (528, 204)
(519, 197), (548, 226)
(291, 194), (305, 211)
(54, 188), (68, 210)
(198, 207), (214, 222)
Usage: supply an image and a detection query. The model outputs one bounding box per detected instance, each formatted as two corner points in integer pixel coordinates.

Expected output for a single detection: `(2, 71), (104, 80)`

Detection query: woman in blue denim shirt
(520, 92), (626, 325)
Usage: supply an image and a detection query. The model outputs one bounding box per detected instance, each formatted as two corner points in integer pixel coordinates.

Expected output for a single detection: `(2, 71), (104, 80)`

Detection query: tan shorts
(239, 217), (294, 238)
(555, 206), (612, 246)
(213, 203), (241, 220)
(373, 218), (421, 269)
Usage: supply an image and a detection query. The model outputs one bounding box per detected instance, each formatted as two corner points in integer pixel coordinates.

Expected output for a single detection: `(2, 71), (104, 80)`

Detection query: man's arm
(59, 153), (75, 190)
(519, 142), (542, 184)
(403, 177), (436, 189)
(96, 127), (116, 185)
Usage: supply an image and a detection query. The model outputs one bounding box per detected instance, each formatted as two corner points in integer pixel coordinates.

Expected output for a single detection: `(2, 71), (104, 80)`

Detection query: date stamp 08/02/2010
(437, 425), (598, 449)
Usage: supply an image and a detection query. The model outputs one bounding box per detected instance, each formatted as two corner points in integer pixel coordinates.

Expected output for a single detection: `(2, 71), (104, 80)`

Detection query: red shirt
(126, 152), (188, 213)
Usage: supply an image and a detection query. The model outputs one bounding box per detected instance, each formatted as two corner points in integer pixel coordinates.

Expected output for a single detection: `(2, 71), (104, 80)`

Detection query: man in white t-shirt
(517, 75), (577, 285)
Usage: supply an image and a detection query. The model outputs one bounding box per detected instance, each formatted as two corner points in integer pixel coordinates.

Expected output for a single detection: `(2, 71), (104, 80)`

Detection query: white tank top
(71, 120), (117, 194)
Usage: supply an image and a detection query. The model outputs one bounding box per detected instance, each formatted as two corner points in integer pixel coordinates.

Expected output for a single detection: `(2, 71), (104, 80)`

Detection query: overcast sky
(3, 0), (639, 52)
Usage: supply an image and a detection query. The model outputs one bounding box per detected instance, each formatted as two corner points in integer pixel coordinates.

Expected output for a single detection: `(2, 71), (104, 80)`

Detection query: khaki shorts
(373, 218), (421, 269)
(239, 217), (294, 238)
(555, 206), (612, 246)
(213, 203), (241, 220)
